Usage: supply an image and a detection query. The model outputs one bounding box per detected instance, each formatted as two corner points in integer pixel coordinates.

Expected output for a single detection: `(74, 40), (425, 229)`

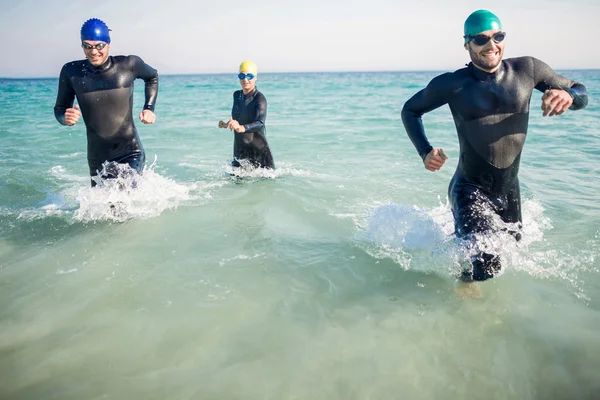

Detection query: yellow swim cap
(239, 60), (258, 75)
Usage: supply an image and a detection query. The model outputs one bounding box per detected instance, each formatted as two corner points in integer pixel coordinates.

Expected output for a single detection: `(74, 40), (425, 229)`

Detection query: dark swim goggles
(82, 42), (108, 51)
(238, 73), (255, 80)
(465, 32), (506, 46)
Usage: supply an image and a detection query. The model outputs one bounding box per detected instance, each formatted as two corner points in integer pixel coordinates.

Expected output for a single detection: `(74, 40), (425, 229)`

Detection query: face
(465, 29), (504, 72)
(238, 70), (256, 92)
(82, 40), (110, 67)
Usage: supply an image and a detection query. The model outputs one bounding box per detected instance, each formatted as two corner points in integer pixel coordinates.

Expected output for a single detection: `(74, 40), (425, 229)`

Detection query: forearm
(401, 105), (433, 160)
(54, 66), (75, 125)
(133, 56), (158, 111)
(143, 77), (158, 111)
(54, 108), (68, 125)
(532, 57), (588, 111)
(400, 75), (450, 160)
(243, 120), (264, 133)
(564, 83), (588, 110)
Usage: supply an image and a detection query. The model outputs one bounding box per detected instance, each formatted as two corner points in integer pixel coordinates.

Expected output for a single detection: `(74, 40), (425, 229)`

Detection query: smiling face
(82, 40), (110, 67)
(239, 71), (256, 93)
(465, 29), (504, 73)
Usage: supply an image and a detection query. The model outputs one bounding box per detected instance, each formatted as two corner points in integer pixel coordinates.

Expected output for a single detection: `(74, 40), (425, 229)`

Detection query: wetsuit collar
(469, 61), (505, 82)
(86, 56), (113, 73)
(242, 87), (257, 97)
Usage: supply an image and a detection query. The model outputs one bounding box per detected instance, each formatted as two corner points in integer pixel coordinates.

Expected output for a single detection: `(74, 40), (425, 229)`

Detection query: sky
(0, 0), (598, 78)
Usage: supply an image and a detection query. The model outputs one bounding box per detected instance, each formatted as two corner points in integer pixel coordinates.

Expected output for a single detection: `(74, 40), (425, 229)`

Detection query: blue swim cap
(80, 18), (111, 43)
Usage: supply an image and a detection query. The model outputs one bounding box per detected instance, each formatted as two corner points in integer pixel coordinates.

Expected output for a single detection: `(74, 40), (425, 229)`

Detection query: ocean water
(0, 69), (599, 399)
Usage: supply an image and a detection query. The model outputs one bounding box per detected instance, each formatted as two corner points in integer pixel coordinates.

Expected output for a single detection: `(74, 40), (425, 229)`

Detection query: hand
(227, 118), (240, 131)
(541, 89), (573, 117)
(139, 109), (156, 124)
(64, 105), (81, 126)
(423, 148), (448, 172)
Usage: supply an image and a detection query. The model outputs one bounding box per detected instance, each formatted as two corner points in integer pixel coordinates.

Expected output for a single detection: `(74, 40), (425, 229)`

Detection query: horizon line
(2, 67), (599, 80)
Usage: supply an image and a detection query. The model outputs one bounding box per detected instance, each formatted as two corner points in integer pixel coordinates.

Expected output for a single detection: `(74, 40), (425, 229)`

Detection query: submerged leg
(451, 184), (503, 282)
(90, 152), (146, 188)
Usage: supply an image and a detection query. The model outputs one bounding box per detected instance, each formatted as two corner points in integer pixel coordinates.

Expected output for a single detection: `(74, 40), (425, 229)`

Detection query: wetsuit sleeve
(231, 92), (237, 119)
(243, 94), (267, 133)
(401, 73), (452, 160)
(54, 64), (75, 125)
(131, 56), (159, 112)
(531, 57), (588, 110)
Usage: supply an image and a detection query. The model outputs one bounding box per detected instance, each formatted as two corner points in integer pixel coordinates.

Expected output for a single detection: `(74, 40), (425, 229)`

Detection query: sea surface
(1, 69), (599, 399)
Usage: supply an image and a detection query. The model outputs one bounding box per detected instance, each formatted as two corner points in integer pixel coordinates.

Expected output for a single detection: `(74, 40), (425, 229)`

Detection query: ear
(464, 43), (469, 51)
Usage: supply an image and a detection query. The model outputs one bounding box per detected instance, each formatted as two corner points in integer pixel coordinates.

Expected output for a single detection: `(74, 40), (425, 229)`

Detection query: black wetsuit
(402, 57), (588, 281)
(54, 55), (158, 184)
(231, 88), (274, 169)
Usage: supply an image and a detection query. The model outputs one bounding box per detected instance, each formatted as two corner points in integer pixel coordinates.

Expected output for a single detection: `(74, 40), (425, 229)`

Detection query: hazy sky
(1, 0), (598, 77)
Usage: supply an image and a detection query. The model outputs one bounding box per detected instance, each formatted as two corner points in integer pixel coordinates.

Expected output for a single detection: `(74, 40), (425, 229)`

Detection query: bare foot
(454, 280), (483, 298)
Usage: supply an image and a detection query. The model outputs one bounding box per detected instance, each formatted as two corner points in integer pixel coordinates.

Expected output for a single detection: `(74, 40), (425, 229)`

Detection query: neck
(242, 87), (254, 95)
(473, 63), (500, 73)
(88, 56), (111, 71)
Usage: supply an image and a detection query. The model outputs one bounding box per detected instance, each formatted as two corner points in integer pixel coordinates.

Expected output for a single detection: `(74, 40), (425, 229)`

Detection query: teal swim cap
(464, 10), (502, 44)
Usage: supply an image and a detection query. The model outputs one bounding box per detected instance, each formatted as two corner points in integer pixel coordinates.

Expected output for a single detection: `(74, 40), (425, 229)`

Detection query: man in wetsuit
(401, 10), (588, 282)
(54, 18), (159, 186)
(225, 60), (274, 169)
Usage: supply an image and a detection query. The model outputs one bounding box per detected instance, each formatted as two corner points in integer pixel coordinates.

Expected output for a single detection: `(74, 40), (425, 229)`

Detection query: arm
(53, 65), (77, 125)
(243, 94), (267, 134)
(401, 74), (452, 160)
(532, 57), (588, 114)
(131, 56), (159, 112)
(227, 92), (246, 135)
(131, 56), (158, 123)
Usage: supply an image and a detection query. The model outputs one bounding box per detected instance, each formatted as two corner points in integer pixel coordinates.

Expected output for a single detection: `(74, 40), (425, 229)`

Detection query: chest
(233, 96), (257, 118)
(450, 74), (535, 120)
(71, 68), (134, 95)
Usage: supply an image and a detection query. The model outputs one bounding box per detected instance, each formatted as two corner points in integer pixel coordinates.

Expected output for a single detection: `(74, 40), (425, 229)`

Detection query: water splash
(357, 203), (444, 250)
(355, 198), (599, 296)
(222, 160), (319, 180)
(74, 159), (193, 223)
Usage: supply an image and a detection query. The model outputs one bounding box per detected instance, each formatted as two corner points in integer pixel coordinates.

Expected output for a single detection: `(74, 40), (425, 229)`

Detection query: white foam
(74, 160), (194, 223)
(357, 203), (444, 250)
(48, 165), (89, 184)
(57, 152), (84, 159)
(354, 198), (597, 290)
(223, 160), (328, 180)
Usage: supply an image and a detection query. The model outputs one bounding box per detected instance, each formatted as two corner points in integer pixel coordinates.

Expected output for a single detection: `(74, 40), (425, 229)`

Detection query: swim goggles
(82, 42), (108, 51)
(238, 73), (255, 81)
(465, 32), (506, 46)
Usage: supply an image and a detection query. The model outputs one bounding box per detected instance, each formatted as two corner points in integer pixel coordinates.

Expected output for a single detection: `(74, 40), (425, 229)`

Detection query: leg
(450, 180), (502, 282)
(260, 146), (275, 169)
(90, 152), (145, 188)
(495, 181), (523, 241)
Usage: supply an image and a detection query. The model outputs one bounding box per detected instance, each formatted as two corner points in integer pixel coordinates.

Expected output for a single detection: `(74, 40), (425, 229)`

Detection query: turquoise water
(1, 70), (599, 399)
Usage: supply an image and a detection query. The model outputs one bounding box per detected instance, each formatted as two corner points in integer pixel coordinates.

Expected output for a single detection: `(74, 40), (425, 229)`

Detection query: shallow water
(1, 70), (599, 399)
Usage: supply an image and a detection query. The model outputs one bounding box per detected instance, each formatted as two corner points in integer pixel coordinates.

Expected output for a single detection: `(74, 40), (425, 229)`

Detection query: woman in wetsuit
(225, 61), (275, 169)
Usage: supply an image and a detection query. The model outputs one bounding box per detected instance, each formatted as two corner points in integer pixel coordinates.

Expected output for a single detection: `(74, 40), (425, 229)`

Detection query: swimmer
(221, 61), (274, 169)
(54, 18), (159, 187)
(401, 10), (588, 282)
